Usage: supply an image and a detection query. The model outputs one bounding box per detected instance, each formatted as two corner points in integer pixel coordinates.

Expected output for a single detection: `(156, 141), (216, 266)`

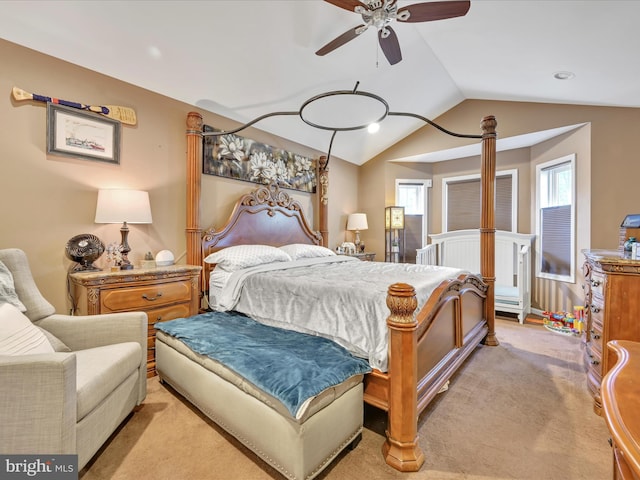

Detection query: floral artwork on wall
(202, 125), (317, 193)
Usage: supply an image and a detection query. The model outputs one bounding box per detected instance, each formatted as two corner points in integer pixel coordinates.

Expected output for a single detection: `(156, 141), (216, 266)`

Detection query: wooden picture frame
(47, 103), (121, 164)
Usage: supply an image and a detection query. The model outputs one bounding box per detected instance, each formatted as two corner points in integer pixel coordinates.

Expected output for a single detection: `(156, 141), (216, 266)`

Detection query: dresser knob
(590, 305), (600, 313)
(591, 359), (600, 365)
(591, 280), (601, 287)
(142, 292), (163, 301)
(590, 330), (601, 340)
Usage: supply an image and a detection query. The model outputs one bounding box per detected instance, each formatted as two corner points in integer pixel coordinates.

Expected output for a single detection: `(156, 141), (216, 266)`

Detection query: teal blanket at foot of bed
(155, 311), (371, 417)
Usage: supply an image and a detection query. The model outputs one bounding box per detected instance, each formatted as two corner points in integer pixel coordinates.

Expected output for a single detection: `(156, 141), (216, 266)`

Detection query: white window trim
(395, 179), (431, 246)
(441, 169), (518, 232)
(535, 153), (576, 283)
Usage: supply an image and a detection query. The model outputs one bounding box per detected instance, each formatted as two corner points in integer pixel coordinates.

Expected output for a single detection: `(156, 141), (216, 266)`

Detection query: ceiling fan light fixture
(317, 0), (471, 65)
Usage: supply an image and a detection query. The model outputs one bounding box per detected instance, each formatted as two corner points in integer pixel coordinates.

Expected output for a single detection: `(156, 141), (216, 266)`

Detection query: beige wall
(0, 39), (357, 312)
(530, 124), (591, 313)
(4, 36), (640, 316)
(387, 99), (637, 249)
(362, 99), (640, 312)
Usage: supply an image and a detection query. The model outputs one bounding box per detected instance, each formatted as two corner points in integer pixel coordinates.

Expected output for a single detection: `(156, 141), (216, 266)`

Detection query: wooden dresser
(601, 340), (640, 480)
(69, 265), (201, 377)
(582, 250), (640, 415)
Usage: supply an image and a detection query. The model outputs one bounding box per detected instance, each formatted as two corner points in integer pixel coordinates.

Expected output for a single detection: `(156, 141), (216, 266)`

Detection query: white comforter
(211, 256), (464, 372)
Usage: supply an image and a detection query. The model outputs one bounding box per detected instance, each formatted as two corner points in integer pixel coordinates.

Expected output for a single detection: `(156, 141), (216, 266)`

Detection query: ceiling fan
(316, 0), (471, 65)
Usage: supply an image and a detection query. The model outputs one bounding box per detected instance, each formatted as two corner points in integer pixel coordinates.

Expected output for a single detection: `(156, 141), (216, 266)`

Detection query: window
(442, 170), (517, 232)
(396, 180), (431, 260)
(396, 181), (427, 215)
(536, 154), (575, 282)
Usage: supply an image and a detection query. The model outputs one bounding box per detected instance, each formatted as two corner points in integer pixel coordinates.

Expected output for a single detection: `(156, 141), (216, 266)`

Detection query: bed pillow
(0, 303), (55, 355)
(279, 244), (336, 261)
(0, 260), (27, 312)
(204, 245), (292, 272)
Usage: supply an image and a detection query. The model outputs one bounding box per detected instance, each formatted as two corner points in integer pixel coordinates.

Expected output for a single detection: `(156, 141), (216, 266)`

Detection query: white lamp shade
(347, 213), (368, 231)
(95, 189), (153, 224)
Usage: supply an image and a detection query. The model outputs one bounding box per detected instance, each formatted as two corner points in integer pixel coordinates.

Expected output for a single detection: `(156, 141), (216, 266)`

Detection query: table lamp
(95, 189), (152, 270)
(347, 213), (368, 249)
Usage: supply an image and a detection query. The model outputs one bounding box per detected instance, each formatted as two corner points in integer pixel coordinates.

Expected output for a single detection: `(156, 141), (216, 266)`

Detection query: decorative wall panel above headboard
(203, 125), (317, 193)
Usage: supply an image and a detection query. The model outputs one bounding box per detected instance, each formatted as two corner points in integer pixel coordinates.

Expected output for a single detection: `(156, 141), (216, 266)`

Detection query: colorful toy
(542, 310), (581, 336)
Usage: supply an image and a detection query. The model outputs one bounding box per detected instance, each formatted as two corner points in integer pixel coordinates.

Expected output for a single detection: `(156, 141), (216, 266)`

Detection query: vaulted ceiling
(1, 0), (639, 165)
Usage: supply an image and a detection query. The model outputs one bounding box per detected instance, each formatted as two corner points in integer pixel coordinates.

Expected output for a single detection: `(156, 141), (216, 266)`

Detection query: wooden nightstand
(346, 252), (376, 261)
(68, 264), (202, 377)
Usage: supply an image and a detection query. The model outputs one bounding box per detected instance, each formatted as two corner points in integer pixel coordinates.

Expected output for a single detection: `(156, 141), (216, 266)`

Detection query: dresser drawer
(588, 298), (603, 328)
(146, 303), (192, 333)
(589, 321), (604, 354)
(101, 280), (192, 312)
(585, 343), (602, 376)
(589, 270), (605, 298)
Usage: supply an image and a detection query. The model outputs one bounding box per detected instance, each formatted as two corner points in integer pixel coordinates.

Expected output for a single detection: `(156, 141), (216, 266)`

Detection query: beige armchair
(0, 248), (147, 470)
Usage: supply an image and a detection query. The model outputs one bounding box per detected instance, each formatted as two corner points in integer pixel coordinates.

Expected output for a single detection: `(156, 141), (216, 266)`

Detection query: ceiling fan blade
(378, 27), (402, 65)
(397, 0), (471, 23)
(324, 0), (369, 13)
(316, 25), (366, 56)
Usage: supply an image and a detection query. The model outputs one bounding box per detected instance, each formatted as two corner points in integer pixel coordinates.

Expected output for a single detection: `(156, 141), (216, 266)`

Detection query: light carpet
(80, 319), (612, 479)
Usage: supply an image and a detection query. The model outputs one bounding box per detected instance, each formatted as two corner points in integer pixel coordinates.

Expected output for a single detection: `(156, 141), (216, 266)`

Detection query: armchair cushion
(37, 326), (71, 352)
(74, 342), (142, 421)
(0, 303), (54, 355)
(0, 248), (147, 470)
(0, 249), (55, 322)
(0, 260), (27, 312)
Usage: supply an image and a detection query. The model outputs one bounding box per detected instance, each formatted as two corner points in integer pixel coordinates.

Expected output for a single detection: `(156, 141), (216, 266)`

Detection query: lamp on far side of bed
(347, 213), (368, 250)
(95, 189), (153, 270)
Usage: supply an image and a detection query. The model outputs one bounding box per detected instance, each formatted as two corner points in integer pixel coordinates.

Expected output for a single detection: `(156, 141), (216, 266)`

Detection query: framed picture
(202, 125), (316, 194)
(47, 103), (121, 164)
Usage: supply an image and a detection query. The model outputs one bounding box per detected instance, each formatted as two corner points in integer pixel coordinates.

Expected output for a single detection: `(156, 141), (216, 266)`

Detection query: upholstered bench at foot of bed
(155, 333), (364, 480)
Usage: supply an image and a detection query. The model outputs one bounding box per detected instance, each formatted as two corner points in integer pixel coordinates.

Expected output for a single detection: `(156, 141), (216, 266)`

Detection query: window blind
(540, 205), (571, 276)
(447, 176), (512, 231)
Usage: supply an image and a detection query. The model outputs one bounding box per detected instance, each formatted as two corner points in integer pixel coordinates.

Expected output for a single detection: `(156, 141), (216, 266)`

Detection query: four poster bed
(158, 112), (498, 474)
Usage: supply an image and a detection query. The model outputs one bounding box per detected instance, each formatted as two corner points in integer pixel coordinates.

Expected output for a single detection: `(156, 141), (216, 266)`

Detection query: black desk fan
(65, 234), (104, 271)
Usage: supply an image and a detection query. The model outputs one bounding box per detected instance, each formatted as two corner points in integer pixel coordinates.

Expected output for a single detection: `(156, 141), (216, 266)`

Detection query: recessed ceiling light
(553, 71), (575, 80)
(148, 46), (162, 59)
(368, 123), (380, 134)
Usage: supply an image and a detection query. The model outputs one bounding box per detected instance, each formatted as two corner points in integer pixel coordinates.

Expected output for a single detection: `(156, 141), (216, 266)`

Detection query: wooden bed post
(383, 283), (423, 471)
(318, 155), (329, 247)
(480, 115), (499, 346)
(186, 112), (203, 284)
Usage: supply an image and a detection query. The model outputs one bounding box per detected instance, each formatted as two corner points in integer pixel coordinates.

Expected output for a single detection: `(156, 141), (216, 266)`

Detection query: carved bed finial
(481, 115), (497, 136)
(386, 283), (418, 325)
(186, 111), (203, 133)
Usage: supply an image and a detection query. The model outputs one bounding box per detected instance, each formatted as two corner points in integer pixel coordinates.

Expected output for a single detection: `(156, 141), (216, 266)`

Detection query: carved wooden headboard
(185, 111), (330, 300)
(200, 182), (323, 290)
